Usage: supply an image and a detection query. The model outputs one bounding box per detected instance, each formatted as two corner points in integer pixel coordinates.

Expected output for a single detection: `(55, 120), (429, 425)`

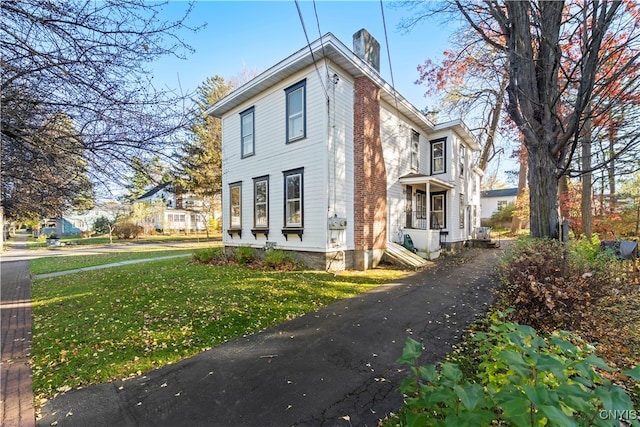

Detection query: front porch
(398, 174), (456, 258)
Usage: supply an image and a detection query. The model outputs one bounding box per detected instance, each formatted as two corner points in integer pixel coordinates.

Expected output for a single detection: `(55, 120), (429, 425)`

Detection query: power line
(313, 0), (328, 69)
(380, 0), (401, 119)
(294, 0), (329, 101)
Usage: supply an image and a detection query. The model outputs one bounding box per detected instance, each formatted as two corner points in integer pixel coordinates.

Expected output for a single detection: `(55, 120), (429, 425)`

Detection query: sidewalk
(1, 232), (36, 427)
(36, 245), (506, 427)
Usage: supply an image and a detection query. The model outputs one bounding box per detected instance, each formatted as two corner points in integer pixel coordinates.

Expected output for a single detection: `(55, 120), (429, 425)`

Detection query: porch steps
(384, 242), (433, 269)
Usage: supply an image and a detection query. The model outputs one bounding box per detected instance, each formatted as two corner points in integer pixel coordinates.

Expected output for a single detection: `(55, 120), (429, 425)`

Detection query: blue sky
(149, 1), (516, 185)
(152, 1), (458, 111)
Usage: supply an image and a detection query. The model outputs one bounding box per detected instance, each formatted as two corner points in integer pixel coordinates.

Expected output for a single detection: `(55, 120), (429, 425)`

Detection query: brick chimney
(353, 75), (387, 270)
(353, 29), (380, 72)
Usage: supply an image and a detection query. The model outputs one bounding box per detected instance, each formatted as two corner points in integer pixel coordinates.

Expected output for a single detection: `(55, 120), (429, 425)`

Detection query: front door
(405, 185), (413, 228)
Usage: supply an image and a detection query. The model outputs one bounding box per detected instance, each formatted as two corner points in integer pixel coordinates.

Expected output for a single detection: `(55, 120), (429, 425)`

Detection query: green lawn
(30, 258), (409, 400)
(26, 233), (221, 249)
(30, 248), (213, 275)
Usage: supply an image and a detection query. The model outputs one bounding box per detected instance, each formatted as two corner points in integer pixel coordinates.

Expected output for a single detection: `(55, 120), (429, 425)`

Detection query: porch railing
(405, 211), (444, 230)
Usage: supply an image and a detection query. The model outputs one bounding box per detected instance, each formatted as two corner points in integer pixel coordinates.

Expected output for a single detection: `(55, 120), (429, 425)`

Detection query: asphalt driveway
(37, 245), (505, 427)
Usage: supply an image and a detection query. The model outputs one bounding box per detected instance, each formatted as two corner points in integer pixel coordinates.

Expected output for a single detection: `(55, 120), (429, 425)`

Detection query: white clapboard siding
(221, 66), (335, 252)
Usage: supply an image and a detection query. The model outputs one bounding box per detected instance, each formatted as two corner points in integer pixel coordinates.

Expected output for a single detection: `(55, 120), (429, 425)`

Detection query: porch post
(426, 181), (431, 231)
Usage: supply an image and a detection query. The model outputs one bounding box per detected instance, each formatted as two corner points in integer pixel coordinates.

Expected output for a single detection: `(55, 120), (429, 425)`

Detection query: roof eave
(433, 119), (480, 151)
(206, 33), (436, 134)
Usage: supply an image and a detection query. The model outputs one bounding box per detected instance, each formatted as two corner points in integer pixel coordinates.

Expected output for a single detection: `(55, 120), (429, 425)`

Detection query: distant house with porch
(135, 184), (208, 233)
(208, 29), (483, 270)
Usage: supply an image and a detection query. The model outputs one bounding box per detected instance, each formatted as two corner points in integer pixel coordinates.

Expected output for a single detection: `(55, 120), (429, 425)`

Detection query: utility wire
(294, 0), (329, 101)
(313, 0), (328, 77)
(380, 0), (401, 121)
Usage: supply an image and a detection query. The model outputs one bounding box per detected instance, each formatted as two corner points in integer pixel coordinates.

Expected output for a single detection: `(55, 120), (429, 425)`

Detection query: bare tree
(1, 0), (201, 220)
(455, 0), (640, 238)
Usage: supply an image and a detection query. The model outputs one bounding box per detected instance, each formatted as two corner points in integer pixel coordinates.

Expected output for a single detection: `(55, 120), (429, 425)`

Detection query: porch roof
(399, 173), (455, 189)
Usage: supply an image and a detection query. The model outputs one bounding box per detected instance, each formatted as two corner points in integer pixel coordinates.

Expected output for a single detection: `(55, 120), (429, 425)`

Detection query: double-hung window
(459, 145), (465, 179)
(285, 80), (306, 143)
(253, 176), (269, 229)
(431, 193), (445, 229)
(431, 138), (445, 174)
(241, 107), (255, 157)
(416, 191), (427, 219)
(229, 182), (242, 229)
(411, 130), (420, 171)
(283, 168), (303, 227)
(459, 194), (465, 229)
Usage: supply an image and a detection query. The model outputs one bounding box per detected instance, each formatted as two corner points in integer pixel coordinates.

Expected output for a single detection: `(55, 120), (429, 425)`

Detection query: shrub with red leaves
(496, 238), (616, 333)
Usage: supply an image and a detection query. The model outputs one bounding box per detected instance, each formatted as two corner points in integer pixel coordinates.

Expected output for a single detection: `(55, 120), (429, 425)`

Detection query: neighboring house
(135, 184), (208, 233)
(208, 29), (483, 270)
(136, 183), (177, 208)
(480, 188), (518, 221)
(40, 203), (127, 236)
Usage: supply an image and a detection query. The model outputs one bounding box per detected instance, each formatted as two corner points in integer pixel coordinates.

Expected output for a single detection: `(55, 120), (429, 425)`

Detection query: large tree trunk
(527, 144), (560, 239)
(581, 115), (593, 239)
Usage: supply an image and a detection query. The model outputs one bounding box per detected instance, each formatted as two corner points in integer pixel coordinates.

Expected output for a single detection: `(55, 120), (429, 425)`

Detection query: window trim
(430, 138), (446, 175)
(285, 80), (306, 144)
(416, 190), (427, 219)
(228, 181), (242, 236)
(459, 145), (465, 179)
(459, 193), (465, 229)
(430, 191), (446, 229)
(240, 107), (255, 158)
(282, 168), (304, 239)
(411, 130), (420, 171)
(252, 175), (269, 238)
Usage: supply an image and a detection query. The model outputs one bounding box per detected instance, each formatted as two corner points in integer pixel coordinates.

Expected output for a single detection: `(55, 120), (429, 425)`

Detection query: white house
(480, 188), (518, 221)
(136, 184), (207, 233)
(208, 29), (482, 270)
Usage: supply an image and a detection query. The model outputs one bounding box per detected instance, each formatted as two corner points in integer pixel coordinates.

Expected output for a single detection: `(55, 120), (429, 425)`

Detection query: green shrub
(487, 203), (515, 228)
(93, 216), (112, 234)
(263, 249), (298, 270)
(192, 247), (225, 264)
(235, 246), (255, 265)
(396, 316), (640, 427)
